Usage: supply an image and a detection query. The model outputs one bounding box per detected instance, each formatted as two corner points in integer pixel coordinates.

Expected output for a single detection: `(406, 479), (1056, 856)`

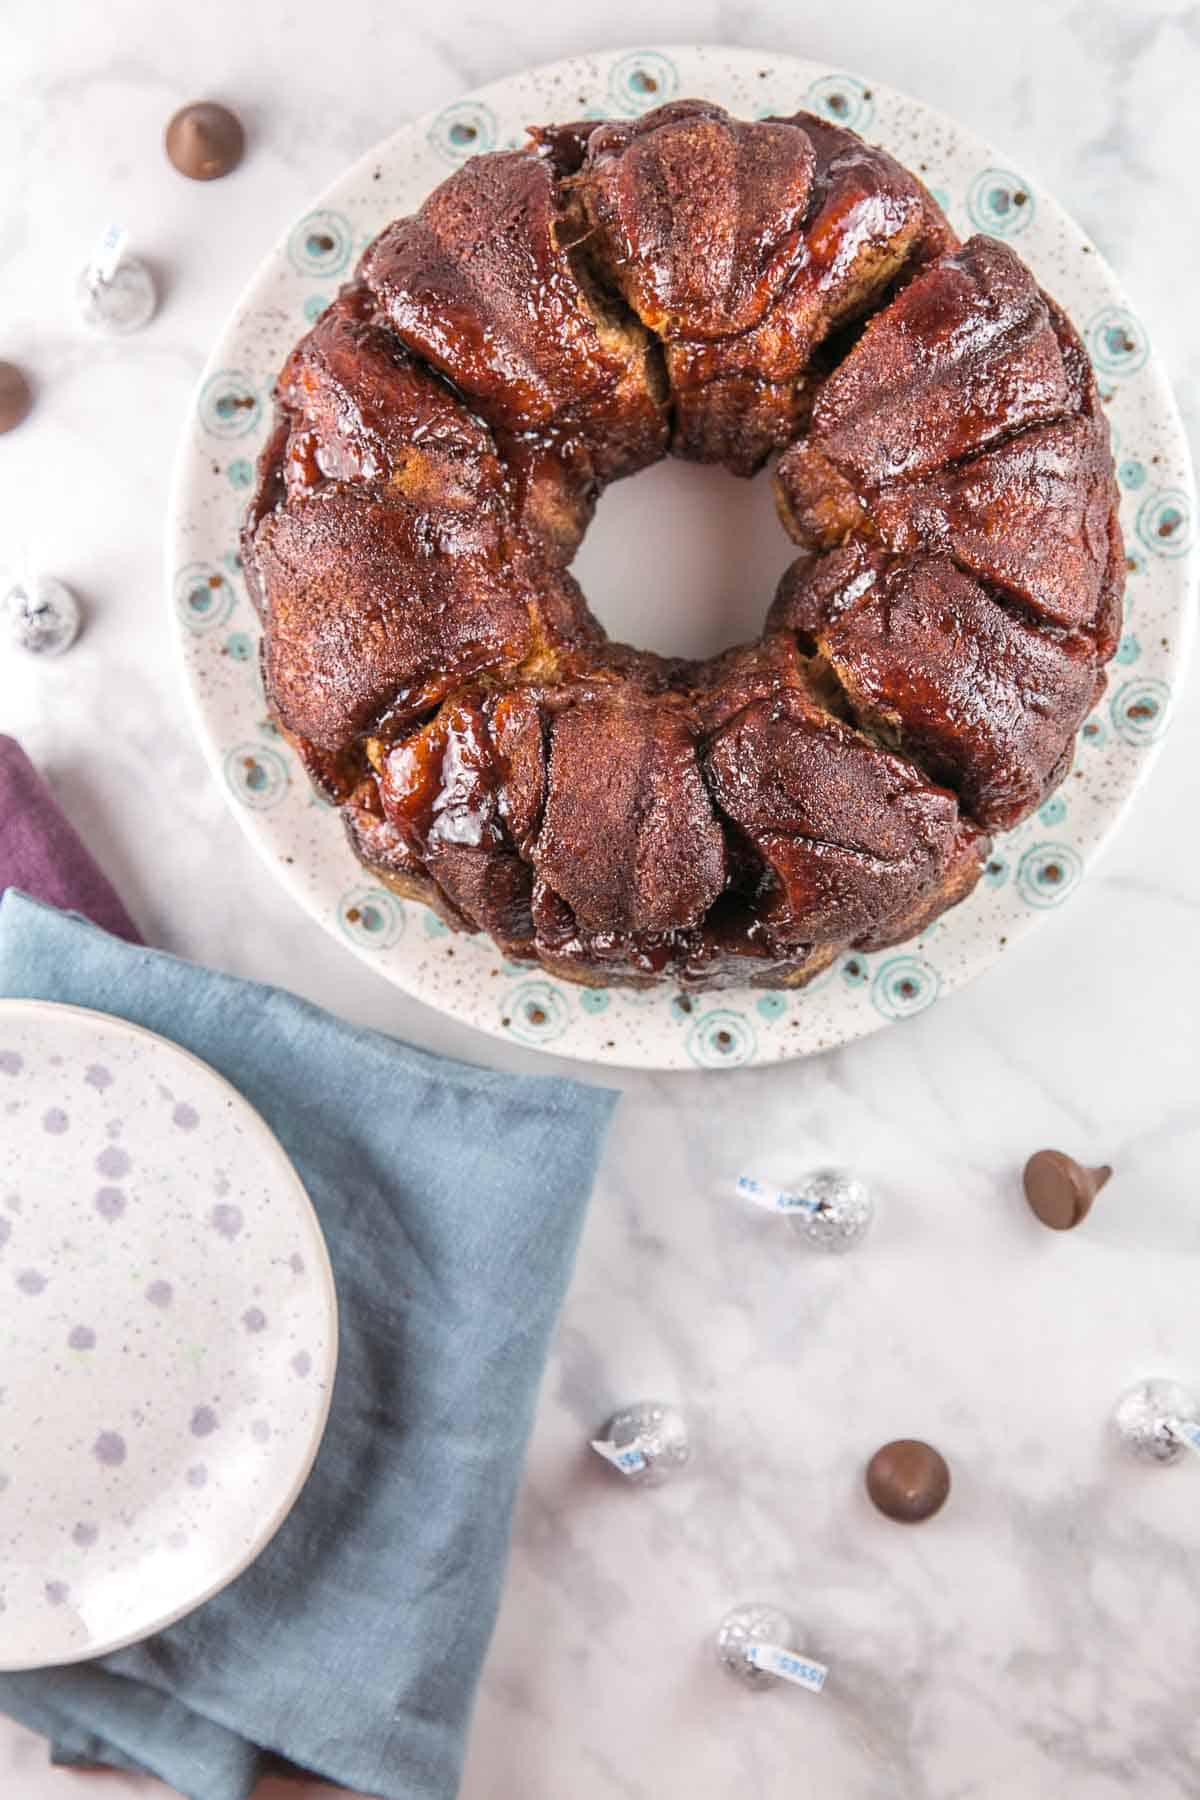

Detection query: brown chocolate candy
(165, 103), (245, 181)
(1023, 1149), (1112, 1231)
(866, 1439), (951, 1522)
(0, 361), (32, 433)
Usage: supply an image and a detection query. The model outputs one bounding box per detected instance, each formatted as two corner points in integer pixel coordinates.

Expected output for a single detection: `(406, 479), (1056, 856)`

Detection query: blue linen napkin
(0, 890), (617, 1800)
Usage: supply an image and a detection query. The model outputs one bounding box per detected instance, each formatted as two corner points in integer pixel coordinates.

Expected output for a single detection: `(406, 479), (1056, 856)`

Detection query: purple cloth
(0, 735), (141, 941)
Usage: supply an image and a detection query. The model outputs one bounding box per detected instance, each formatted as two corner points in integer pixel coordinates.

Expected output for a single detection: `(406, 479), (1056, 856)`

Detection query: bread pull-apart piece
(274, 285), (507, 509)
(772, 544), (1103, 830)
(775, 233), (1124, 649)
(361, 150), (668, 486)
(786, 235), (1074, 496)
(533, 690), (728, 937)
(703, 684), (983, 952)
(251, 485), (536, 752)
(242, 105), (1122, 993)
(572, 103), (951, 472)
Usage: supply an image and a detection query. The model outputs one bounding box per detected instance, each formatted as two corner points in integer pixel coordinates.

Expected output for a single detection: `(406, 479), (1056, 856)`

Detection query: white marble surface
(2, 2), (1199, 1796)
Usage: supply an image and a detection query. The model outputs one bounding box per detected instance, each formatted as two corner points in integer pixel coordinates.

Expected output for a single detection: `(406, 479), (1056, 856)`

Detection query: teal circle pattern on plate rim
(223, 744), (290, 811)
(286, 211), (354, 278)
(197, 370), (261, 439)
(686, 1008), (757, 1069)
(1109, 677), (1172, 747)
(503, 980), (571, 1046)
(608, 51), (680, 113)
(1017, 842), (1083, 908)
(967, 167), (1034, 237)
(1086, 304), (1151, 379)
(870, 956), (940, 1021)
(169, 45), (1198, 1071)
(805, 73), (874, 132)
(175, 563), (235, 634)
(428, 101), (499, 163)
(841, 953), (870, 987)
(337, 886), (405, 951)
(1136, 487), (1193, 560)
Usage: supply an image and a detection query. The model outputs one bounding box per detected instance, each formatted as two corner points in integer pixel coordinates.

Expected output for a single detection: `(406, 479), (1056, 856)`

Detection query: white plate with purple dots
(0, 999), (337, 1670)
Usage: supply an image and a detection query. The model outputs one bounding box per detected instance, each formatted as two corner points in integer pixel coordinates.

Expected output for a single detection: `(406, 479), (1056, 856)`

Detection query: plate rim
(167, 42), (1199, 1073)
(0, 996), (340, 1671)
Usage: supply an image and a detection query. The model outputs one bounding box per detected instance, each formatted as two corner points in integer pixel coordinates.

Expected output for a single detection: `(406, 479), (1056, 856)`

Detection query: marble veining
(2, 1), (1198, 1795)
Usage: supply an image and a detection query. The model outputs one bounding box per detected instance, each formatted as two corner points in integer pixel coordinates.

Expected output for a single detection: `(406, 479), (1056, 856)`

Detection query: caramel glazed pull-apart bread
(242, 101), (1123, 991)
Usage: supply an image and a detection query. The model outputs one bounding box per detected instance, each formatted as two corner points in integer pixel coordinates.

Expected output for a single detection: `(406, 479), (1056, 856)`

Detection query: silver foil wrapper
(790, 1169), (874, 1252)
(596, 1400), (690, 1487)
(5, 577), (81, 656)
(1112, 1378), (1200, 1465)
(77, 258), (157, 334)
(716, 1603), (795, 1688)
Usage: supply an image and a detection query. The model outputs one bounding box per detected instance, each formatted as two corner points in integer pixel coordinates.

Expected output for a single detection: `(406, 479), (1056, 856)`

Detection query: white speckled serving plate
(169, 46), (1197, 1071)
(0, 1001), (337, 1670)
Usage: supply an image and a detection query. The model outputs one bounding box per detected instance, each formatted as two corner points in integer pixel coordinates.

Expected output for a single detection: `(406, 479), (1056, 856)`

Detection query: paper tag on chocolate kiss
(736, 1174), (819, 1215)
(590, 1437), (648, 1475)
(745, 1642), (829, 1692)
(92, 223), (128, 286)
(1165, 1418), (1200, 1457)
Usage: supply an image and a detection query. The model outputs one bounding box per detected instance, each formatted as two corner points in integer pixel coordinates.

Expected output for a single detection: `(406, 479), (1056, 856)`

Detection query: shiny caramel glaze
(360, 150), (668, 482)
(703, 684), (984, 952)
(771, 545), (1104, 831)
(570, 102), (952, 472)
(244, 101), (1121, 991)
(773, 233), (1123, 834)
